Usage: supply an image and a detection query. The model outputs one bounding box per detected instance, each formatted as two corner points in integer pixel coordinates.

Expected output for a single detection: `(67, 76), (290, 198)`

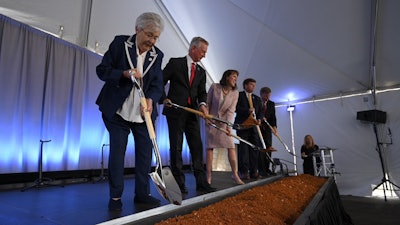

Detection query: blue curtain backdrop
(0, 14), (195, 173)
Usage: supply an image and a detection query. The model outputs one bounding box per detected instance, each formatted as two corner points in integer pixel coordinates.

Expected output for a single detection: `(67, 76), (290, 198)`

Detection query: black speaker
(357, 110), (387, 124)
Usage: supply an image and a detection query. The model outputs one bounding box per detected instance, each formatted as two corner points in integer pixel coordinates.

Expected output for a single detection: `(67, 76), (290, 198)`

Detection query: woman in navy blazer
(96, 12), (164, 211)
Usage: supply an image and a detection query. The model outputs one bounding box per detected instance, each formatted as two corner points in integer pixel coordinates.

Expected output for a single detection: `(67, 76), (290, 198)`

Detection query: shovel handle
(255, 125), (267, 149)
(208, 122), (254, 148)
(140, 96), (156, 139)
(130, 76), (156, 139)
(168, 102), (240, 128)
(180, 106), (214, 119)
(263, 118), (293, 155)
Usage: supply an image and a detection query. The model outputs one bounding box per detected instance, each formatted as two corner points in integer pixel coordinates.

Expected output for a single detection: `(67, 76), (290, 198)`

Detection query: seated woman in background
(301, 134), (320, 175)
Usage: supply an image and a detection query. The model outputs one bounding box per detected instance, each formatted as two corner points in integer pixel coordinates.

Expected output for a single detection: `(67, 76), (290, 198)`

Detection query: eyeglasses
(142, 30), (159, 42)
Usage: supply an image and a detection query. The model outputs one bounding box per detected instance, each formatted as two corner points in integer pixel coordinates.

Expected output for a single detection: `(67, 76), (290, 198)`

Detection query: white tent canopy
(2, 0), (399, 102)
(1, 0), (399, 197)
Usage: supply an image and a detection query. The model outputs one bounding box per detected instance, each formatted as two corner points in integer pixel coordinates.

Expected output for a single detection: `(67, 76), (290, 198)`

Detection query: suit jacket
(234, 91), (263, 125)
(263, 100), (277, 127)
(96, 35), (164, 121)
(207, 83), (238, 123)
(161, 56), (207, 118)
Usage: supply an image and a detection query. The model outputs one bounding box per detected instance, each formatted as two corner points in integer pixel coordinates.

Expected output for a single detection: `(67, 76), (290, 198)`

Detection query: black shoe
(108, 198), (122, 211)
(240, 172), (250, 180)
(180, 186), (188, 194)
(196, 184), (217, 193)
(259, 172), (268, 177)
(265, 169), (277, 176)
(134, 195), (161, 205)
(250, 172), (261, 179)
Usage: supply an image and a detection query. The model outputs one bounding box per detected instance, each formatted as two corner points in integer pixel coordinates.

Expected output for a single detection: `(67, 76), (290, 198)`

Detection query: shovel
(131, 77), (182, 205)
(262, 118), (295, 156)
(166, 101), (241, 129)
(207, 122), (275, 164)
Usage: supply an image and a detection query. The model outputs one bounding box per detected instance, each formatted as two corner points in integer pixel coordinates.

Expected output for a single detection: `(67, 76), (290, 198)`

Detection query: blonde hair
(303, 134), (315, 148)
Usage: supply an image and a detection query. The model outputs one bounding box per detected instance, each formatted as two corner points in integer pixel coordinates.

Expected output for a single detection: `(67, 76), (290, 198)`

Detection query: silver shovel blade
(149, 168), (182, 205)
(161, 167), (182, 205)
(149, 171), (168, 201)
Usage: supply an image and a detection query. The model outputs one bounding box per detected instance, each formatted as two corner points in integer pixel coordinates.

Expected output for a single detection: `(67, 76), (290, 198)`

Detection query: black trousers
(166, 111), (207, 188)
(237, 127), (260, 175)
(102, 114), (153, 198)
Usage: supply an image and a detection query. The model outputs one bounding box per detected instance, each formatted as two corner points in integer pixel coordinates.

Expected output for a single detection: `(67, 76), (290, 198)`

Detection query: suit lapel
(142, 47), (157, 77)
(183, 57), (190, 87)
(124, 35), (158, 78)
(124, 35), (136, 69)
(240, 92), (248, 106)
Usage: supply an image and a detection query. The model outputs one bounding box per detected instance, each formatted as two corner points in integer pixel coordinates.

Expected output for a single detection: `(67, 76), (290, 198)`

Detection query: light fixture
(95, 41), (99, 53)
(58, 25), (64, 38)
(287, 105), (295, 112)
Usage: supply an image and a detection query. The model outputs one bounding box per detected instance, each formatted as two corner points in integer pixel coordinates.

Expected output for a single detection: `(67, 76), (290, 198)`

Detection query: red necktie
(189, 63), (196, 86)
(188, 63), (196, 105)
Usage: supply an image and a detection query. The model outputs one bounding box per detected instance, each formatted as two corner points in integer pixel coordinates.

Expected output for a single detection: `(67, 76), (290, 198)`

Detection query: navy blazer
(234, 91), (263, 125)
(161, 56), (207, 118)
(96, 35), (164, 121)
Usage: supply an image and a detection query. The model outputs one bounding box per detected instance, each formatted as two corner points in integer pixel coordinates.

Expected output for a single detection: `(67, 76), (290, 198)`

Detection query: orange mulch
(156, 174), (326, 225)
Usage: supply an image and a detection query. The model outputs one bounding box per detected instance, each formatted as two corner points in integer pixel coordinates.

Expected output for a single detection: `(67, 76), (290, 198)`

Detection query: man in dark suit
(234, 78), (263, 179)
(96, 12), (164, 211)
(259, 86), (277, 176)
(161, 37), (216, 194)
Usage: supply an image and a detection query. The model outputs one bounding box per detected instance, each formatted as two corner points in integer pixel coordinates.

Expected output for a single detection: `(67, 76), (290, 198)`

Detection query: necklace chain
(222, 87), (230, 95)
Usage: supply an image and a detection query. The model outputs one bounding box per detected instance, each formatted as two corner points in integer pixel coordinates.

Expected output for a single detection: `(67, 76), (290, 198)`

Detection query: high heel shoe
(231, 174), (245, 185)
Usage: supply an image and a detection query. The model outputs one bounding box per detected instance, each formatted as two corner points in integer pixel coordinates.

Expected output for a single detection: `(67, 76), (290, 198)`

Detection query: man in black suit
(259, 87), (277, 176)
(161, 37), (216, 194)
(96, 12), (164, 211)
(234, 78), (263, 179)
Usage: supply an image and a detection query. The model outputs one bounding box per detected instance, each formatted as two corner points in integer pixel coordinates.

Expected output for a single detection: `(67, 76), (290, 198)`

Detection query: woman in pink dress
(205, 69), (244, 185)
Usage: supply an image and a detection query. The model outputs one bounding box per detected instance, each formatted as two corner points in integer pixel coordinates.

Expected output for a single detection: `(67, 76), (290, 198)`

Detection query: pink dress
(205, 83), (239, 149)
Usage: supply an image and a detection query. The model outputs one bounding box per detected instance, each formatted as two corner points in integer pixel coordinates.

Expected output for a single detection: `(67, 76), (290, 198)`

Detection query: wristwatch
(129, 69), (134, 77)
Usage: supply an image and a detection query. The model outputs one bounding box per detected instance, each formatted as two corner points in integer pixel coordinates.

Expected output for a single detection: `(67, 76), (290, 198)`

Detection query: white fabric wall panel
(273, 91), (399, 196)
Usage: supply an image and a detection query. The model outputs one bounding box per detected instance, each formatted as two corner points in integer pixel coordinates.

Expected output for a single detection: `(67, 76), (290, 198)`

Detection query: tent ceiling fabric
(1, 0), (399, 103)
(375, 0), (400, 88)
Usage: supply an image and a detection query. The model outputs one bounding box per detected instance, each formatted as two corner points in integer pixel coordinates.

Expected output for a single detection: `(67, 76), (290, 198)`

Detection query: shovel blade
(149, 169), (182, 205)
(161, 167), (182, 205)
(149, 172), (168, 200)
